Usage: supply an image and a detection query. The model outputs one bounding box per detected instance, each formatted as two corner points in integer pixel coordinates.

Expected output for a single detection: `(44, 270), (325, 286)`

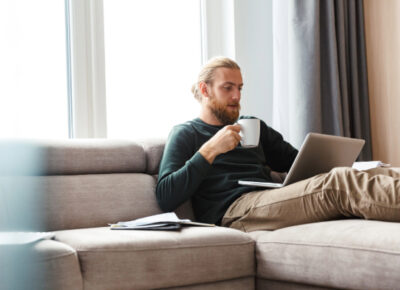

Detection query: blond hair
(191, 57), (240, 101)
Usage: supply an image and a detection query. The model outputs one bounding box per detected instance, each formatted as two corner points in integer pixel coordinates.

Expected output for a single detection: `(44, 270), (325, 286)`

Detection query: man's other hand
(199, 124), (241, 164)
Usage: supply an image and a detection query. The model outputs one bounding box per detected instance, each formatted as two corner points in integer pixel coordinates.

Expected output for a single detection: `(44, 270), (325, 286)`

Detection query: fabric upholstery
(0, 239), (83, 290)
(0, 176), (47, 231)
(1, 174), (161, 231)
(0, 140), (45, 176)
(256, 278), (331, 290)
(0, 183), (9, 229)
(40, 139), (146, 175)
(252, 219), (400, 290)
(140, 138), (166, 174)
(55, 226), (255, 290)
(3, 138), (399, 290)
(167, 277), (254, 290)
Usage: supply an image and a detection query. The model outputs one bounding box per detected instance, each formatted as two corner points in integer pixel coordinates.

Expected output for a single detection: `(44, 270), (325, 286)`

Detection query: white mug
(238, 118), (260, 148)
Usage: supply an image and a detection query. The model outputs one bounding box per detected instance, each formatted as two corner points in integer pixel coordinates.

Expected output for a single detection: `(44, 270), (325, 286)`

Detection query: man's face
(206, 68), (243, 125)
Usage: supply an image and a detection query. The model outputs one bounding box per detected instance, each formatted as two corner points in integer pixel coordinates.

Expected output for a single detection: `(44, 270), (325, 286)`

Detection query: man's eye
(224, 86), (232, 91)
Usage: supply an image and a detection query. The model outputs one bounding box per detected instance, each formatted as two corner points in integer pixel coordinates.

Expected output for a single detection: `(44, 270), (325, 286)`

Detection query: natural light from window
(0, 0), (69, 139)
(103, 0), (202, 140)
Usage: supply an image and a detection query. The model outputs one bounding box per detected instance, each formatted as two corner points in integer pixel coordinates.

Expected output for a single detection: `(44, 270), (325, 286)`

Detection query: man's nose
(232, 88), (241, 101)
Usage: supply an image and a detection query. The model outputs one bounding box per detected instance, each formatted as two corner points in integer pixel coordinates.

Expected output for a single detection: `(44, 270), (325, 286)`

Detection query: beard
(208, 95), (240, 125)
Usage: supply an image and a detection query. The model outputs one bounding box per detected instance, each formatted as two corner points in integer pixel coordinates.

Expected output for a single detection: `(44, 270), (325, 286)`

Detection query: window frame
(68, 0), (242, 138)
(68, 0), (107, 138)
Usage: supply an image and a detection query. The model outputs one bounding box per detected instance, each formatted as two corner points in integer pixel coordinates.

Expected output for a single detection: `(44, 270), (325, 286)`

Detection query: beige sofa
(1, 139), (400, 290)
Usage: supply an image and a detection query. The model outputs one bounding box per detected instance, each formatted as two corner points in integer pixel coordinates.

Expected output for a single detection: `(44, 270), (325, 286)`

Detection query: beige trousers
(221, 167), (400, 232)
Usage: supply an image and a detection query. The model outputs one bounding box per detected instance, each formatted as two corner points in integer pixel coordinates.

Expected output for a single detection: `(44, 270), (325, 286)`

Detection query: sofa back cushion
(41, 139), (147, 175)
(140, 139), (196, 221)
(0, 139), (196, 231)
(1, 173), (161, 231)
(140, 139), (165, 175)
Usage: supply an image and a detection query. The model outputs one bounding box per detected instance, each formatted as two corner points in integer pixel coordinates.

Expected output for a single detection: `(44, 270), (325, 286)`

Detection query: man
(156, 57), (400, 232)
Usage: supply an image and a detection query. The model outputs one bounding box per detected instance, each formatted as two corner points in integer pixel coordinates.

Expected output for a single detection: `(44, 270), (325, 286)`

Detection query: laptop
(238, 133), (365, 188)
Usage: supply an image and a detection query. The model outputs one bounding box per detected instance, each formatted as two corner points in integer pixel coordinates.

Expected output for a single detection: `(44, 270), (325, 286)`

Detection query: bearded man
(156, 57), (400, 232)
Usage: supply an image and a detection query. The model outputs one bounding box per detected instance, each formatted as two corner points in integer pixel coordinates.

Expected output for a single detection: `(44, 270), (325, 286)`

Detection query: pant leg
(221, 167), (400, 232)
(365, 167), (400, 178)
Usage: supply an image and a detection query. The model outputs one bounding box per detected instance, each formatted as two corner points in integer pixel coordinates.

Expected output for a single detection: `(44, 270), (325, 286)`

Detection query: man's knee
(323, 167), (360, 187)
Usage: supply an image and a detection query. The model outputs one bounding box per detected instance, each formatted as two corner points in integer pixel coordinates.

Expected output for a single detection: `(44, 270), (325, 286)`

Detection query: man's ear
(199, 82), (210, 99)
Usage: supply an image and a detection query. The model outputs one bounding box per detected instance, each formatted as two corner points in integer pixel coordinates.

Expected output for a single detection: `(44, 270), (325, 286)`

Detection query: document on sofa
(109, 212), (215, 231)
(352, 161), (391, 171)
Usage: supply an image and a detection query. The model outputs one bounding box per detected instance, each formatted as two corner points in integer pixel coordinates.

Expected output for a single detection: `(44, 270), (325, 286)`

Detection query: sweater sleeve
(156, 125), (212, 212)
(260, 120), (298, 172)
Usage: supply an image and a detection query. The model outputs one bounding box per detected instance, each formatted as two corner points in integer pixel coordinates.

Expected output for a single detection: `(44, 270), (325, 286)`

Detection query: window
(103, 0), (202, 139)
(0, 0), (69, 138)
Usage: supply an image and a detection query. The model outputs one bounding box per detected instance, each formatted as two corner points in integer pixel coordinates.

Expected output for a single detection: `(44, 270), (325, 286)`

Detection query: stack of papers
(109, 212), (215, 231)
(352, 161), (391, 171)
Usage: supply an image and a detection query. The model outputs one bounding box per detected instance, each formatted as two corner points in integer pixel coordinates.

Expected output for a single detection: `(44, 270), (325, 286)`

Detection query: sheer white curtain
(273, 0), (321, 149)
(272, 0), (291, 143)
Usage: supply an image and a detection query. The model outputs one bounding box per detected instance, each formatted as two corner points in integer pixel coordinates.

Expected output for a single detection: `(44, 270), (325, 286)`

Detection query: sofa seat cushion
(55, 226), (255, 290)
(251, 219), (400, 290)
(1, 239), (83, 290)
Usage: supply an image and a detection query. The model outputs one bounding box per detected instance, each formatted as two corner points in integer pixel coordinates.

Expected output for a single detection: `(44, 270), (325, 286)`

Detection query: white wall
(203, 0), (273, 125)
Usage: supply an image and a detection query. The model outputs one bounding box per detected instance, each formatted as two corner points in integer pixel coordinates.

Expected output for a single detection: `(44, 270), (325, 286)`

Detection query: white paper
(110, 212), (214, 230)
(116, 212), (185, 227)
(352, 161), (391, 171)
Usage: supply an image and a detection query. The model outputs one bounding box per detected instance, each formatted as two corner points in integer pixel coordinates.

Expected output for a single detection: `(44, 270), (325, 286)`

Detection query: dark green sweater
(156, 117), (298, 225)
